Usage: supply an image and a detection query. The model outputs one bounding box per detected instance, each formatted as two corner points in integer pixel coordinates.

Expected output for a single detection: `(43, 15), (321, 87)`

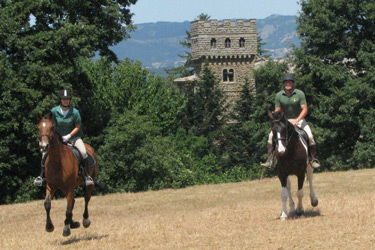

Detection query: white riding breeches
(71, 138), (88, 159)
(267, 119), (316, 146)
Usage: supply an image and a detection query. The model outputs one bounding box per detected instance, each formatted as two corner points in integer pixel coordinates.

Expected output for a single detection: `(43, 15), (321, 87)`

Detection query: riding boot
(261, 143), (275, 169)
(33, 153), (47, 186)
(309, 144), (320, 168)
(82, 157), (94, 186)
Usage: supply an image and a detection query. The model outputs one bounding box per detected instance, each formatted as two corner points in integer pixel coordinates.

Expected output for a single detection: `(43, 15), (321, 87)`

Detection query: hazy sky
(129, 0), (301, 24)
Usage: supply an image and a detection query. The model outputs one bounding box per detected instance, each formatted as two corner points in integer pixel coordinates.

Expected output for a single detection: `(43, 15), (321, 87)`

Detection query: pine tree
(295, 0), (375, 169)
(183, 64), (227, 139)
(165, 13), (211, 78)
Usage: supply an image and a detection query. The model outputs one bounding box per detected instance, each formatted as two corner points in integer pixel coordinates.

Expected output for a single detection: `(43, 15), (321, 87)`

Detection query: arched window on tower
(228, 69), (234, 82)
(225, 38), (231, 48)
(211, 38), (216, 48)
(239, 38), (245, 48)
(223, 69), (228, 82)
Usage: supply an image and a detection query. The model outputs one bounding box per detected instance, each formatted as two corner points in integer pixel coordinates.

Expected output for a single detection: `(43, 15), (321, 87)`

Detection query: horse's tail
(94, 181), (106, 192)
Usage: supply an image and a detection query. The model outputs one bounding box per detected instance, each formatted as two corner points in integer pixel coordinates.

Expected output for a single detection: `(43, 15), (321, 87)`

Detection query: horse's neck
(52, 131), (61, 145)
(286, 122), (296, 137)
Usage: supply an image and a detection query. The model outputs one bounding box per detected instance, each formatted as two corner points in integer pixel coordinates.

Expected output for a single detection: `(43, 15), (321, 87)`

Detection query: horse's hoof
(70, 221), (80, 229)
(311, 198), (319, 207)
(296, 209), (304, 216)
(83, 218), (91, 228)
(46, 223), (54, 232)
(63, 226), (71, 237)
(280, 211), (288, 221)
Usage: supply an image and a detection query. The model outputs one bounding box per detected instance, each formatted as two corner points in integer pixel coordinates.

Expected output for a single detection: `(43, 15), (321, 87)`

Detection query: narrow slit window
(211, 38), (216, 48)
(228, 69), (234, 82)
(223, 69), (228, 82)
(225, 38), (231, 48)
(239, 38), (245, 48)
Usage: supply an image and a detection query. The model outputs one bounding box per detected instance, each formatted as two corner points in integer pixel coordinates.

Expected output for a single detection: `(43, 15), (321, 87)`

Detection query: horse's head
(268, 110), (290, 156)
(38, 112), (56, 153)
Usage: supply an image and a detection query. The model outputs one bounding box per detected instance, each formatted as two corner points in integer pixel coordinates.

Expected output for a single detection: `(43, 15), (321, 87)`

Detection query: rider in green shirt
(261, 74), (320, 169)
(34, 89), (94, 186)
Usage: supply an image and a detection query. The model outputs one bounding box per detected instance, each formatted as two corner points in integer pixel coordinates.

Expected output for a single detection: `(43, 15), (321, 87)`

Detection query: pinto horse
(269, 110), (318, 220)
(38, 112), (99, 236)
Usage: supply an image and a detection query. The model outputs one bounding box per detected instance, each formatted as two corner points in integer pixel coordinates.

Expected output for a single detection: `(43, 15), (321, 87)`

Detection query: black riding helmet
(282, 73), (295, 83)
(58, 89), (72, 99)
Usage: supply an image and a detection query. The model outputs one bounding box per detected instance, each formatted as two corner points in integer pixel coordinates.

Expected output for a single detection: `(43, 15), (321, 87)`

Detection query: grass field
(1, 169), (375, 249)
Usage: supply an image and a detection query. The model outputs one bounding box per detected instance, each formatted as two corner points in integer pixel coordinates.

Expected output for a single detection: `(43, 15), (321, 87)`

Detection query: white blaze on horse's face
(277, 132), (286, 154)
(39, 121), (53, 153)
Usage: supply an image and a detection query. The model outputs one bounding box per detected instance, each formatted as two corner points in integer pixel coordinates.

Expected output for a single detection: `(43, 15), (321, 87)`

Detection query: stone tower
(190, 19), (257, 102)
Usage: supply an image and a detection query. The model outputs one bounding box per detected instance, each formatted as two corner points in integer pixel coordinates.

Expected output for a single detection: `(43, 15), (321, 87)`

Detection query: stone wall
(191, 19), (257, 60)
(190, 19), (257, 107)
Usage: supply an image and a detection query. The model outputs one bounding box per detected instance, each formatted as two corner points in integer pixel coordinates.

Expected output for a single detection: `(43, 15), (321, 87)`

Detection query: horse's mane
(272, 111), (297, 138)
(41, 112), (62, 140)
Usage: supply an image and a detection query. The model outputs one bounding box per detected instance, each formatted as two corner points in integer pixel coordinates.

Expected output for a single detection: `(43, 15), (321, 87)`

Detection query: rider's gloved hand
(62, 134), (71, 142)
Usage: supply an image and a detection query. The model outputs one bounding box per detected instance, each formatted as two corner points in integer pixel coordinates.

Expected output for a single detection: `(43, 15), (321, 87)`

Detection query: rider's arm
(296, 104), (308, 122)
(68, 125), (80, 137)
(291, 104), (308, 126)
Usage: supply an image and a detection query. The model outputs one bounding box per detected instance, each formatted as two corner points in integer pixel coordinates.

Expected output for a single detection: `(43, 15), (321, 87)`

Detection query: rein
(39, 119), (62, 147)
(272, 119), (294, 147)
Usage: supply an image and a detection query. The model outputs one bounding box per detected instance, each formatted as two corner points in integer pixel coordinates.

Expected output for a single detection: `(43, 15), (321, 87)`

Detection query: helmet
(58, 89), (72, 99)
(282, 74), (295, 83)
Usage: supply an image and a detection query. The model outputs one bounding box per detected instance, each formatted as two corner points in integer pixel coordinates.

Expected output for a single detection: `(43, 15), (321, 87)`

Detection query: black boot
(33, 153), (47, 186)
(309, 145), (320, 168)
(82, 157), (94, 186)
(261, 143), (275, 169)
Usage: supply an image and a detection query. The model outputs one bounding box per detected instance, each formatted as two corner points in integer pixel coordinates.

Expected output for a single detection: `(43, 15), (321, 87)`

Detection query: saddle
(294, 126), (310, 156)
(67, 144), (96, 169)
(42, 145), (96, 173)
(295, 126), (309, 145)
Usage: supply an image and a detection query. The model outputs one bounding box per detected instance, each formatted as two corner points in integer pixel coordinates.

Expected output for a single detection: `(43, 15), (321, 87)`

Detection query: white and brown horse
(269, 110), (318, 220)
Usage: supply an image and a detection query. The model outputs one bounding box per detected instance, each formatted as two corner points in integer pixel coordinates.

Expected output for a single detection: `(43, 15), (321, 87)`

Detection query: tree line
(1, 0), (375, 204)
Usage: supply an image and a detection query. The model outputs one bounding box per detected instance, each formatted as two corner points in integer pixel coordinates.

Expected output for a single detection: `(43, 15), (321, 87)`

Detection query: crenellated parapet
(191, 19), (257, 60)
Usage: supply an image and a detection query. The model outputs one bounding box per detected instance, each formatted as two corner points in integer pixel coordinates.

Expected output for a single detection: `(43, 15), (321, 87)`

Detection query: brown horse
(269, 110), (318, 220)
(38, 112), (99, 236)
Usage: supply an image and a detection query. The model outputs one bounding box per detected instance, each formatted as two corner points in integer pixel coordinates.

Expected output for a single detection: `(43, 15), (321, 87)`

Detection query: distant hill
(111, 15), (300, 73)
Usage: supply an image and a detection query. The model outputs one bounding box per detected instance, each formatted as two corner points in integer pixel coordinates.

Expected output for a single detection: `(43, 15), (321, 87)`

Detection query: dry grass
(1, 169), (375, 250)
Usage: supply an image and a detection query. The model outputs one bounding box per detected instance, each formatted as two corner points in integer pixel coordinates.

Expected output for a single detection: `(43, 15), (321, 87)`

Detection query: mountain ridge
(111, 15), (300, 72)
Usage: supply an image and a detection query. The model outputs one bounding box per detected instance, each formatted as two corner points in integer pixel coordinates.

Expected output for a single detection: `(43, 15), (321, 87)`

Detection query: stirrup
(85, 176), (94, 186)
(310, 159), (320, 168)
(261, 160), (274, 169)
(33, 176), (44, 186)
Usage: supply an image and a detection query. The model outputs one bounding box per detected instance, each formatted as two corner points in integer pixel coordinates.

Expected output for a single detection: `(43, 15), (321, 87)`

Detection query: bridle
(39, 119), (59, 149)
(272, 118), (292, 147)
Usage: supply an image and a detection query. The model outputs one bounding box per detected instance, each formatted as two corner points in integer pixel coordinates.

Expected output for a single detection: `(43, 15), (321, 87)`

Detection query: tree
(0, 0), (137, 204)
(220, 60), (288, 171)
(165, 13), (211, 78)
(295, 0), (375, 170)
(257, 35), (271, 59)
(183, 64), (227, 138)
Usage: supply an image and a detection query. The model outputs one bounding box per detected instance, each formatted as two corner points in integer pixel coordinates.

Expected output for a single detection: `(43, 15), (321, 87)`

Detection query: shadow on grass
(289, 208), (322, 220)
(273, 208), (322, 220)
(60, 234), (109, 245)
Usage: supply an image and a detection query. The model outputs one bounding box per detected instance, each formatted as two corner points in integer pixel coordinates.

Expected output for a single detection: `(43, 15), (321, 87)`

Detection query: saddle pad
(295, 126), (309, 146)
(68, 145), (96, 168)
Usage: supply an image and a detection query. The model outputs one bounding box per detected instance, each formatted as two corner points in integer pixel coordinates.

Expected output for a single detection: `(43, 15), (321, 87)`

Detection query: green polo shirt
(275, 88), (307, 119)
(51, 105), (83, 139)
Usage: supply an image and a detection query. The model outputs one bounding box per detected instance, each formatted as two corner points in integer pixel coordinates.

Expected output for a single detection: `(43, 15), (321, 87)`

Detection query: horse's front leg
(286, 177), (296, 214)
(307, 164), (318, 207)
(296, 174), (305, 216)
(63, 190), (80, 237)
(279, 175), (289, 220)
(83, 184), (94, 228)
(44, 186), (55, 232)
